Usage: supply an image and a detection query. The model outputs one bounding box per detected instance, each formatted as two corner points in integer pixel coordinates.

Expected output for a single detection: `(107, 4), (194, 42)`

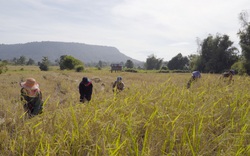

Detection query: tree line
(0, 55), (84, 72)
(144, 11), (250, 75)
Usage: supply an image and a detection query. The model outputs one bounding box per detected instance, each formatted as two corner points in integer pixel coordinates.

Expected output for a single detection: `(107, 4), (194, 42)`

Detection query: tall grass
(0, 66), (249, 155)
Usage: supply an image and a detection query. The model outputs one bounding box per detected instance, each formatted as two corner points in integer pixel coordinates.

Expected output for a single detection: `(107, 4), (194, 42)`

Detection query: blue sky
(0, 0), (249, 61)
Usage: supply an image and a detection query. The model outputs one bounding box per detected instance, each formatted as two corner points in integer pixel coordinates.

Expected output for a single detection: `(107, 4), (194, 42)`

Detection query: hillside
(0, 41), (142, 64)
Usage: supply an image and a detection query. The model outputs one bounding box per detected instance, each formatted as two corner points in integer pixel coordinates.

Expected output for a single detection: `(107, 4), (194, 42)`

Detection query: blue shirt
(192, 71), (201, 78)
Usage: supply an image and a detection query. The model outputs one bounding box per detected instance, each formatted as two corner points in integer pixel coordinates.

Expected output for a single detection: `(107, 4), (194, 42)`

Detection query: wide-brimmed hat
(20, 78), (39, 90)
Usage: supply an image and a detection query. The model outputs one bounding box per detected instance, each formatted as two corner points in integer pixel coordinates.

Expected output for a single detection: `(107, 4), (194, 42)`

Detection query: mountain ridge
(0, 41), (142, 64)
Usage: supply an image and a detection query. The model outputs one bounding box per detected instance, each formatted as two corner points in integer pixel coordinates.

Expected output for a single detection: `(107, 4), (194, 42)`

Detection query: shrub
(97, 66), (102, 70)
(59, 55), (84, 70)
(75, 65), (84, 72)
(124, 69), (137, 73)
(0, 62), (8, 74)
(231, 60), (246, 75)
(171, 70), (190, 73)
(161, 66), (168, 70)
(159, 70), (170, 73)
(39, 57), (50, 71)
(39, 63), (49, 71)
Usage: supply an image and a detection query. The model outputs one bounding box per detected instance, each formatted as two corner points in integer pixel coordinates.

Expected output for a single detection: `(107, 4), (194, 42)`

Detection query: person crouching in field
(220, 70), (235, 84)
(112, 76), (125, 93)
(187, 71), (201, 89)
(20, 78), (43, 118)
(79, 77), (93, 103)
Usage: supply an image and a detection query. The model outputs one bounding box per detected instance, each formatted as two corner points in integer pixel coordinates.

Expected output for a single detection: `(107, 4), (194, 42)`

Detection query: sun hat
(20, 78), (39, 90)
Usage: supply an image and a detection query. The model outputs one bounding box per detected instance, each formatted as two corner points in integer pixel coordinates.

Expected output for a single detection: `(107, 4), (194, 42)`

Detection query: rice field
(0, 66), (249, 156)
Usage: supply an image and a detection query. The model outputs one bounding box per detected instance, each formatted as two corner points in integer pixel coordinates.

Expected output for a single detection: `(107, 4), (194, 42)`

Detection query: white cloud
(0, 0), (249, 61)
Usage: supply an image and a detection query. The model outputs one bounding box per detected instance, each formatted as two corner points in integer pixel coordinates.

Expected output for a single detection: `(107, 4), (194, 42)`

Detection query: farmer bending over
(79, 77), (93, 103)
(187, 71), (201, 89)
(20, 78), (43, 118)
(221, 70), (235, 83)
(112, 76), (125, 92)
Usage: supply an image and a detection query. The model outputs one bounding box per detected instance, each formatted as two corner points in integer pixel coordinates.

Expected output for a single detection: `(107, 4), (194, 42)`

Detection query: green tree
(75, 65), (84, 72)
(167, 53), (189, 70)
(26, 58), (35, 65)
(238, 10), (250, 74)
(231, 59), (246, 75)
(125, 59), (134, 68)
(39, 56), (49, 71)
(98, 60), (103, 68)
(145, 54), (163, 70)
(200, 34), (239, 73)
(16, 56), (27, 65)
(59, 55), (83, 70)
(188, 54), (202, 71)
(11, 57), (17, 65)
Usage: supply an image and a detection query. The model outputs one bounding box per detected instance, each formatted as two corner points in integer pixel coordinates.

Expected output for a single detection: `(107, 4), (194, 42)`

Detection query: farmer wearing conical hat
(20, 78), (43, 118)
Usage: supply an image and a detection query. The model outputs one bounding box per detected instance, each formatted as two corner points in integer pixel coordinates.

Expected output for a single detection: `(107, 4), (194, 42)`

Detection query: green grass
(0, 66), (249, 155)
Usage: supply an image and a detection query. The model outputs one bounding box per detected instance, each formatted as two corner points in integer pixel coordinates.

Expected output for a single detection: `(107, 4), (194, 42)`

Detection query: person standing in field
(20, 78), (43, 118)
(112, 76), (125, 92)
(79, 77), (93, 103)
(187, 71), (201, 89)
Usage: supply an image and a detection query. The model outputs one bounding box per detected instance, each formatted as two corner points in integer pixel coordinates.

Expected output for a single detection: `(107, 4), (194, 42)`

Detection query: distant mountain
(0, 41), (142, 65)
